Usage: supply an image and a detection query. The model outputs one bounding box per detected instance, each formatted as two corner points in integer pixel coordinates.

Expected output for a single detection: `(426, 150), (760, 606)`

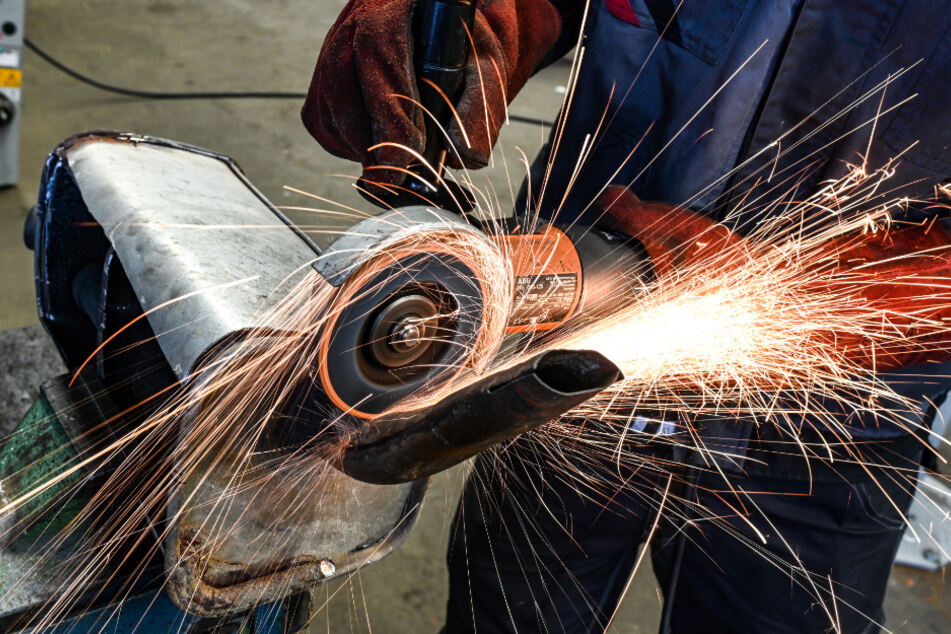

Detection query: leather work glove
(595, 185), (747, 279)
(595, 185), (951, 372)
(302, 0), (563, 187)
(816, 222), (951, 370)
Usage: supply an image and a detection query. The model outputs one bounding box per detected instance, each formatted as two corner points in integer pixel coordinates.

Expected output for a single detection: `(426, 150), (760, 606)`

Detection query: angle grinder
(312, 0), (650, 421)
(290, 0), (657, 481)
(308, 206), (650, 422)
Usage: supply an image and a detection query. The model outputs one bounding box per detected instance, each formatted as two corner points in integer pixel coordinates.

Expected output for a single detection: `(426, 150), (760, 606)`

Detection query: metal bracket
(895, 471), (951, 570)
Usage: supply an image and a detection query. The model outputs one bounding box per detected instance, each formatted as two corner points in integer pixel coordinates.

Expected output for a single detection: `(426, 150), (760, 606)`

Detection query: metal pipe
(338, 349), (621, 484)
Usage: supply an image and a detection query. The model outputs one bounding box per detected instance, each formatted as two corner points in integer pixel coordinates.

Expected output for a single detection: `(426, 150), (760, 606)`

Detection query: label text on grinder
(509, 273), (578, 327)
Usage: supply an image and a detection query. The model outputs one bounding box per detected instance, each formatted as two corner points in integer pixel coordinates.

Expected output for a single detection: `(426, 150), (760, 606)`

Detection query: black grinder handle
(360, 0), (477, 211)
(413, 0), (476, 169)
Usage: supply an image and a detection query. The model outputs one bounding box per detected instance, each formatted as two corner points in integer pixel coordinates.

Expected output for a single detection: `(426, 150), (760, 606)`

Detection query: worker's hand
(816, 223), (951, 370)
(594, 185), (746, 279)
(303, 0), (562, 187)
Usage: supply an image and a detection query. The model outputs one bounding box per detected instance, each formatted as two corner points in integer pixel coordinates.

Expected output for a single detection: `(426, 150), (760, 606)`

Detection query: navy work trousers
(443, 435), (922, 633)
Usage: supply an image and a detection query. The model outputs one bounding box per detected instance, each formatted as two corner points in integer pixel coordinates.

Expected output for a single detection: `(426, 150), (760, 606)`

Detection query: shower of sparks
(6, 152), (946, 632)
(2, 11), (950, 633)
(553, 163), (951, 432)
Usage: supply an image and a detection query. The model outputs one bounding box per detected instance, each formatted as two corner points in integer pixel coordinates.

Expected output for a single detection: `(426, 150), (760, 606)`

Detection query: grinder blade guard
(26, 132), (639, 618)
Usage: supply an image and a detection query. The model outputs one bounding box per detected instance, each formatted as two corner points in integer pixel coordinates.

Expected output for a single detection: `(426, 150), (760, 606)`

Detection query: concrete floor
(0, 1), (948, 632)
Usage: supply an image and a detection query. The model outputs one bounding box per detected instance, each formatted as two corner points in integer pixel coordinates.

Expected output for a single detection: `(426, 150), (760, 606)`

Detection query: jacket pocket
(603, 0), (752, 65)
(854, 481), (913, 532)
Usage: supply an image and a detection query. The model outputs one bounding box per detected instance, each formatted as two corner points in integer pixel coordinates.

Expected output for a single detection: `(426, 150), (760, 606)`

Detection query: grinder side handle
(359, 0), (477, 212)
(413, 0), (476, 170)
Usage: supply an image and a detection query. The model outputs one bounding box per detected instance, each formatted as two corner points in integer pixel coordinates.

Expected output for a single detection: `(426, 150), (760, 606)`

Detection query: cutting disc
(316, 229), (509, 419)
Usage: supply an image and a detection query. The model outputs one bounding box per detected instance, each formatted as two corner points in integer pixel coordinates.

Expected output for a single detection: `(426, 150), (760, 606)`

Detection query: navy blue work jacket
(538, 0), (951, 229)
(531, 0), (951, 441)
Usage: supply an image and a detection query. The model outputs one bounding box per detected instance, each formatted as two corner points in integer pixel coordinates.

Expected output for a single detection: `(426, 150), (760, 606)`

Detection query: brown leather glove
(595, 186), (951, 372)
(816, 222), (951, 370)
(595, 186), (747, 279)
(303, 0), (562, 187)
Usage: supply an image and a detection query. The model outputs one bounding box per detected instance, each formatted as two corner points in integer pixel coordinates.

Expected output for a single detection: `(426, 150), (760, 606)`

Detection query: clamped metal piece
(27, 132), (431, 617)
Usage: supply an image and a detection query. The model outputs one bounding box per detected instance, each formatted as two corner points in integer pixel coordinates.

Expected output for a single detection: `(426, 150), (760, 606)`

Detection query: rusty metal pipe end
(338, 349), (621, 485)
